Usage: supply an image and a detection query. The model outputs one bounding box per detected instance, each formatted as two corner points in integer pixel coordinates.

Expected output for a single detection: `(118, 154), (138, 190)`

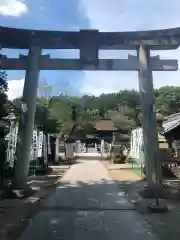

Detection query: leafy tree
(155, 86), (180, 115)
(9, 98), (22, 122)
(10, 98), (61, 133)
(111, 113), (136, 133)
(8, 85), (180, 136)
(49, 96), (74, 134)
(35, 101), (61, 133)
(0, 69), (8, 118)
(76, 107), (99, 133)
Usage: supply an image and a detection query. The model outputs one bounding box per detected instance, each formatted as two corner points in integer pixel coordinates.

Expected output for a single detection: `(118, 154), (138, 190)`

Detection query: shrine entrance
(0, 26), (179, 189)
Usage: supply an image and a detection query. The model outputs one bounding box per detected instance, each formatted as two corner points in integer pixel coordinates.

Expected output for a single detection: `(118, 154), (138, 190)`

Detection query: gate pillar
(12, 43), (42, 189)
(138, 44), (162, 189)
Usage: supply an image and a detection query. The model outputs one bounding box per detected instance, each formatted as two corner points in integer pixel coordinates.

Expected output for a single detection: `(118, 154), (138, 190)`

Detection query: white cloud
(78, 0), (180, 95)
(7, 79), (24, 100)
(79, 0), (180, 31)
(0, 0), (27, 17)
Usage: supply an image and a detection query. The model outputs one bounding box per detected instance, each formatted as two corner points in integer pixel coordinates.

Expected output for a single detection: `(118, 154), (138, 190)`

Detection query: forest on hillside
(7, 85), (180, 135)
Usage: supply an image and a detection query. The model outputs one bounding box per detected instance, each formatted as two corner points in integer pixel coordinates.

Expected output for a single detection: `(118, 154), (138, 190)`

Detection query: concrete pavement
(18, 160), (158, 240)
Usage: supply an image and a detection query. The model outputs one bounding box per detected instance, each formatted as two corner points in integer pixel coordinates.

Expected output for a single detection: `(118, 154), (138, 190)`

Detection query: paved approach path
(18, 160), (158, 240)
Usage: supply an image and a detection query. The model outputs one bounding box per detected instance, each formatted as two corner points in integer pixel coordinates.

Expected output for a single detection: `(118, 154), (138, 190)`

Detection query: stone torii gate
(0, 26), (179, 190)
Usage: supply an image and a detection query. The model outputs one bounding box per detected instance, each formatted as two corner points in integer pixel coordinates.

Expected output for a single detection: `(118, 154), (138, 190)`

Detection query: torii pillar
(138, 44), (162, 192)
(12, 44), (42, 189)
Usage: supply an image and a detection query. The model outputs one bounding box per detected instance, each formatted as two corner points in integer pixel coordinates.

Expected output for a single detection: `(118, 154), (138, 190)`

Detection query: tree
(155, 86), (180, 115)
(0, 69), (8, 118)
(76, 108), (98, 133)
(0, 54), (9, 187)
(35, 103), (60, 133)
(34, 97), (64, 134)
(9, 85), (180, 137)
(9, 98), (22, 122)
(48, 96), (74, 134)
(10, 97), (61, 133)
(111, 114), (136, 133)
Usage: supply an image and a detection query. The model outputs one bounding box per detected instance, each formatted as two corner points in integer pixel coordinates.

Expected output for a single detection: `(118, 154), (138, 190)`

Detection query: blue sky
(1, 0), (180, 99)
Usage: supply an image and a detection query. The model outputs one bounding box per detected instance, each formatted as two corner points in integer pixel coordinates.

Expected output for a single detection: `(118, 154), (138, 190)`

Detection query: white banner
(5, 126), (52, 165)
(47, 134), (51, 154)
(37, 131), (43, 157)
(43, 134), (48, 164)
(31, 130), (38, 161)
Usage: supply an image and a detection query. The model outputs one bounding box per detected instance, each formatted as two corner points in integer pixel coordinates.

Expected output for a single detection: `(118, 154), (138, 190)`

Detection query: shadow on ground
(42, 178), (135, 211)
(115, 178), (180, 240)
(0, 179), (133, 240)
(2, 160), (180, 240)
(14, 177), (180, 240)
(108, 173), (180, 240)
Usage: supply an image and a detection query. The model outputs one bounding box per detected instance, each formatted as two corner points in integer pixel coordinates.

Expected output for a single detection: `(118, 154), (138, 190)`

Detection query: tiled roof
(163, 112), (180, 133)
(94, 120), (118, 131)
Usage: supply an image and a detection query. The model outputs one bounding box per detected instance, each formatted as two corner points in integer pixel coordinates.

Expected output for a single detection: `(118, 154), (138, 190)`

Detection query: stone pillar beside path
(12, 44), (42, 190)
(138, 44), (161, 191)
(65, 142), (74, 160)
